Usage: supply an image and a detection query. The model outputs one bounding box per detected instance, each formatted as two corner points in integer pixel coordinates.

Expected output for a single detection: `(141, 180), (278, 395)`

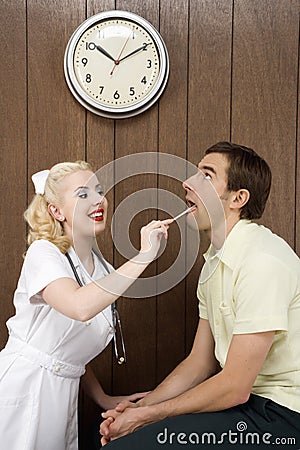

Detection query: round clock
(64, 10), (169, 119)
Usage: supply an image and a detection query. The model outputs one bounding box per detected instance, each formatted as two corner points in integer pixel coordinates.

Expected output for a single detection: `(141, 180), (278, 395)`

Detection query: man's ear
(48, 204), (65, 222)
(230, 189), (250, 211)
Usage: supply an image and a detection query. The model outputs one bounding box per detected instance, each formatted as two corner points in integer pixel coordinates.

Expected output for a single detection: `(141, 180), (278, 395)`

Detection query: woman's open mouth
(88, 208), (104, 222)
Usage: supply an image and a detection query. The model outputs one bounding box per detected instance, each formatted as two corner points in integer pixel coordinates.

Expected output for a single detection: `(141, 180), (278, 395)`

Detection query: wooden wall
(0, 1), (299, 448)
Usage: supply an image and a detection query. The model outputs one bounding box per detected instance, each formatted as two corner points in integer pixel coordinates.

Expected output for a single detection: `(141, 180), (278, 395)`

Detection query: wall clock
(64, 10), (169, 119)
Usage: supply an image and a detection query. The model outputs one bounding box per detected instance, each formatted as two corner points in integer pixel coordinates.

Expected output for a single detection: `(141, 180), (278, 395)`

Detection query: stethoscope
(65, 249), (126, 365)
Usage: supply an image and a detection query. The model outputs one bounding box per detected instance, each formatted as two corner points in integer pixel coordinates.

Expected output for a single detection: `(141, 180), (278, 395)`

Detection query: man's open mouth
(186, 199), (197, 209)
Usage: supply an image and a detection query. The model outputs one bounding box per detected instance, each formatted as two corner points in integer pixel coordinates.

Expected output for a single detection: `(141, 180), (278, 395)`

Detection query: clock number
(129, 87), (135, 96)
(141, 76), (147, 85)
(86, 74), (92, 83)
(113, 90), (120, 99)
(142, 43), (148, 51)
(82, 58), (88, 67)
(99, 86), (104, 94)
(86, 42), (96, 51)
(147, 59), (152, 69)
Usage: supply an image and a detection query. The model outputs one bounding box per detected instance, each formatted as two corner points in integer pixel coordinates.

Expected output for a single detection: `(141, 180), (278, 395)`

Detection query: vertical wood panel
(156, 0), (189, 381)
(27, 0), (86, 177)
(112, 0), (160, 394)
(186, 0), (232, 350)
(0, 0), (27, 349)
(188, 0), (232, 153)
(231, 0), (299, 248)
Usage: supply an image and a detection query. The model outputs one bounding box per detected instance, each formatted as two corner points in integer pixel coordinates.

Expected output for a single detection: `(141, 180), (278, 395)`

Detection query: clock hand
(110, 32), (132, 76)
(118, 43), (150, 63)
(96, 45), (116, 63)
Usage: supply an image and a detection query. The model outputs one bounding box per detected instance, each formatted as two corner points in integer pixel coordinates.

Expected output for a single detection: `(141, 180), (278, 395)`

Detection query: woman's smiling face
(58, 170), (108, 240)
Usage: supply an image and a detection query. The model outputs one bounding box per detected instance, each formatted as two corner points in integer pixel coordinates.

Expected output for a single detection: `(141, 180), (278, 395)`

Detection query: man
(100, 142), (300, 448)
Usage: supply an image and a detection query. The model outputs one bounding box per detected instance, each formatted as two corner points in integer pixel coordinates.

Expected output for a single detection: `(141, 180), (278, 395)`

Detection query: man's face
(183, 152), (229, 233)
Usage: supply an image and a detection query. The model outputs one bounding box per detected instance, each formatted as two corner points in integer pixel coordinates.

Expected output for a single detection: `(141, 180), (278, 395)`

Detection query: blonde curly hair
(24, 161), (92, 254)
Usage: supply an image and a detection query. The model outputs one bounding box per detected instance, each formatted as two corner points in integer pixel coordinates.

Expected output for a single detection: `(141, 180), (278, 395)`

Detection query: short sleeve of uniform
(197, 278), (208, 320)
(233, 253), (292, 334)
(24, 240), (73, 305)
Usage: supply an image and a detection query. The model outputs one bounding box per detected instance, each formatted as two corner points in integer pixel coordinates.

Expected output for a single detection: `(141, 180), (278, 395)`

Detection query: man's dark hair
(205, 142), (272, 220)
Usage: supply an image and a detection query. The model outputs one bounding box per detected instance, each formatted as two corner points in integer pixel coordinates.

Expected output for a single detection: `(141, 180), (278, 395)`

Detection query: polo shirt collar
(204, 219), (252, 270)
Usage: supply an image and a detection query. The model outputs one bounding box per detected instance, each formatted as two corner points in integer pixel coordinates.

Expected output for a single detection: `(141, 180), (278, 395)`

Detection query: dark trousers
(106, 395), (300, 449)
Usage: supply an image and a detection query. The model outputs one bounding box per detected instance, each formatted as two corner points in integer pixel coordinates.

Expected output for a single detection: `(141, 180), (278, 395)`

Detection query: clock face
(64, 11), (169, 118)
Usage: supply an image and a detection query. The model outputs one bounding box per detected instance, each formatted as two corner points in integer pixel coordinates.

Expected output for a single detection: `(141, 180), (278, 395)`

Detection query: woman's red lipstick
(88, 208), (104, 222)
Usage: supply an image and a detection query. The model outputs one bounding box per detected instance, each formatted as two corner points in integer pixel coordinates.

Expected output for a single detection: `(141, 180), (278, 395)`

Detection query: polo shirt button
(85, 320), (92, 326)
(215, 319), (219, 326)
(55, 365), (61, 373)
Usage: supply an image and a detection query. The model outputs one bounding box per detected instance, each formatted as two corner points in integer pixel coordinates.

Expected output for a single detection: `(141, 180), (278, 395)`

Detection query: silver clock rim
(64, 10), (169, 118)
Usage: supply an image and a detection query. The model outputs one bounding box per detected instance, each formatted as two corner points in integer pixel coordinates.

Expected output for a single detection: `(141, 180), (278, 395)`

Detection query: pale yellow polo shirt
(197, 219), (300, 413)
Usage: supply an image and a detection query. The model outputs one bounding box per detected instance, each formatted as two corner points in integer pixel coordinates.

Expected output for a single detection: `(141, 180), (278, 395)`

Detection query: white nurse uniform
(0, 239), (114, 450)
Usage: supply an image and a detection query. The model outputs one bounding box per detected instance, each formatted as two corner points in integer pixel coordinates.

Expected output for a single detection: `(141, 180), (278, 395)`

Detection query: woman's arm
(81, 365), (149, 410)
(42, 219), (172, 321)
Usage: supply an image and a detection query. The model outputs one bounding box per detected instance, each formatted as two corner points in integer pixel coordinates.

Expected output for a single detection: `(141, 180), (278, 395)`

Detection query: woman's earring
(58, 216), (65, 222)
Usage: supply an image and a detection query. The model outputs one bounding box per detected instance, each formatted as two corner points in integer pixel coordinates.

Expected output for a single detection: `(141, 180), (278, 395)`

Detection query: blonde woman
(0, 161), (172, 450)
